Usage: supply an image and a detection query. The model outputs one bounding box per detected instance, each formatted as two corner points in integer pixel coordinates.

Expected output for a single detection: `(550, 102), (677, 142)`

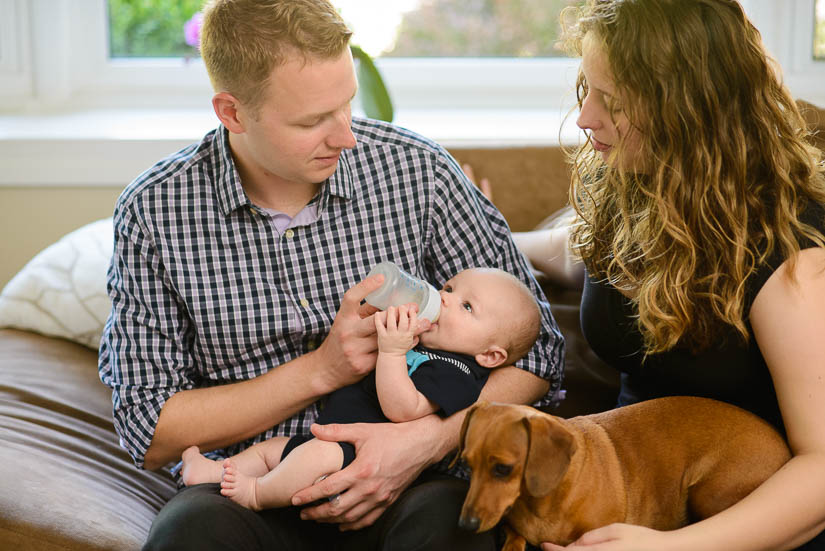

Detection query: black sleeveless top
(580, 202), (825, 433)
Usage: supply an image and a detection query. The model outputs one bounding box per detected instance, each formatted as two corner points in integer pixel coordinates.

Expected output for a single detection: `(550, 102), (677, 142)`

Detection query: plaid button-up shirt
(99, 118), (564, 468)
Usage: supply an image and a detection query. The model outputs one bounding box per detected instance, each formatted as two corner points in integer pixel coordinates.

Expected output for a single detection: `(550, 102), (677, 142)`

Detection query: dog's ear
(449, 401), (486, 468)
(523, 415), (577, 497)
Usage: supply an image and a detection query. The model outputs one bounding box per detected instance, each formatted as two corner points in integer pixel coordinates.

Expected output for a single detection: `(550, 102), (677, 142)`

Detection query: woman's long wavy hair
(563, 0), (825, 355)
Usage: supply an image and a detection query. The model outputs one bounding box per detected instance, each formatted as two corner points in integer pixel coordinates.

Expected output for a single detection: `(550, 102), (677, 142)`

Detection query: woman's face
(577, 32), (645, 171)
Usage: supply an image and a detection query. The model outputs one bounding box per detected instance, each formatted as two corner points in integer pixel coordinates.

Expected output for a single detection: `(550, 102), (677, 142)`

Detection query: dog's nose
(458, 515), (480, 532)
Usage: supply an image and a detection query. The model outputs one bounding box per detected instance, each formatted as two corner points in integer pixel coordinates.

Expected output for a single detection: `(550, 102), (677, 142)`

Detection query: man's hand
(290, 417), (445, 530)
(314, 274), (385, 393)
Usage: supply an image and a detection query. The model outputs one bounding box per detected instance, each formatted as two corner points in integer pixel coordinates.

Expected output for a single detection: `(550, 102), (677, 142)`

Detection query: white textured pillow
(0, 218), (113, 349)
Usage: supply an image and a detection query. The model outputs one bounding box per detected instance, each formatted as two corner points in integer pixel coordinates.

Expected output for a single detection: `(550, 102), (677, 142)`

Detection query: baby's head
(417, 268), (541, 369)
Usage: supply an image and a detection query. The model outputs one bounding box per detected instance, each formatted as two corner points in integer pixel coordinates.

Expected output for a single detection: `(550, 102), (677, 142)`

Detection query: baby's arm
(374, 306), (439, 422)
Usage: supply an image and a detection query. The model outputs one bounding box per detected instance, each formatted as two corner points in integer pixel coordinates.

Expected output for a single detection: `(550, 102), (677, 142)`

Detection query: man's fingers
(339, 505), (386, 531)
(358, 302), (380, 318)
(292, 467), (350, 507)
(341, 273), (385, 315)
(310, 422), (367, 444)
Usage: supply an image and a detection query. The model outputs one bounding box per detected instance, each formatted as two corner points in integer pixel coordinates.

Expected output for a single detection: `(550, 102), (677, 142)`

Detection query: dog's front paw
(502, 525), (527, 551)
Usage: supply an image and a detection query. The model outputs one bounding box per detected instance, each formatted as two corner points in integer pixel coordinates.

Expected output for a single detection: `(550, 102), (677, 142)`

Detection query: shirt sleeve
(98, 200), (195, 468)
(411, 359), (487, 416)
(423, 149), (565, 407)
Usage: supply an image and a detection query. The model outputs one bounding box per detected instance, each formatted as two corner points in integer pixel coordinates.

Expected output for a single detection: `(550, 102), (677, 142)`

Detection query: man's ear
(475, 345), (508, 368)
(212, 92), (246, 134)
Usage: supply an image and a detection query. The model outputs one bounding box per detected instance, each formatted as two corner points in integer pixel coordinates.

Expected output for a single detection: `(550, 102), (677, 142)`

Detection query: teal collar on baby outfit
(406, 349), (430, 376)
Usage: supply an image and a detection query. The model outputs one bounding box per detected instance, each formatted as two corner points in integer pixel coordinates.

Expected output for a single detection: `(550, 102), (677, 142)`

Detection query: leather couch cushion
(0, 329), (176, 550)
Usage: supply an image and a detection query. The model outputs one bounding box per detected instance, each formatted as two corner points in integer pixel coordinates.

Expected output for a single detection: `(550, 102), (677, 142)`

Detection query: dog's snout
(458, 514), (481, 532)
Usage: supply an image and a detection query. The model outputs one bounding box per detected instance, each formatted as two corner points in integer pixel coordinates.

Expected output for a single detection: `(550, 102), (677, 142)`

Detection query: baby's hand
(375, 305), (419, 356)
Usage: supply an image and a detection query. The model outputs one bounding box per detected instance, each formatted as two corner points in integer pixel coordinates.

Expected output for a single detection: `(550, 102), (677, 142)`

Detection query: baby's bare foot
(220, 459), (260, 511)
(180, 446), (224, 486)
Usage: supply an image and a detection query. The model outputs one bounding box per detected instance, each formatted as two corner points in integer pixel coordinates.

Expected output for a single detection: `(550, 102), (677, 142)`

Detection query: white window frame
(4, 0), (822, 113)
(3, 0), (582, 113)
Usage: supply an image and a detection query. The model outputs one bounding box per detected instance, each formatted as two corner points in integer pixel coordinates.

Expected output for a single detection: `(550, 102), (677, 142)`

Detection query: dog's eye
(492, 464), (513, 478)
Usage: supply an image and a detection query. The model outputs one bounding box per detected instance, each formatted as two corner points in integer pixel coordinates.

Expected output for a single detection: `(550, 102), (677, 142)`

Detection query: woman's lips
(591, 137), (612, 152)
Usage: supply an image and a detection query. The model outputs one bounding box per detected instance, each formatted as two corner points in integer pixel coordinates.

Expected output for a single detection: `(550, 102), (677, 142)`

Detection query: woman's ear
(212, 92), (246, 134)
(475, 345), (508, 368)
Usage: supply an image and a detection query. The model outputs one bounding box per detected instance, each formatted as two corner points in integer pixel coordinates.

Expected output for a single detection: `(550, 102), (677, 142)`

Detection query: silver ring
(330, 494), (341, 505)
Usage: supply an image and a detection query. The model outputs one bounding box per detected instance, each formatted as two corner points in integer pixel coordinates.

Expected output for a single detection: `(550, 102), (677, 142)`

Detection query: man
(98, 1), (564, 549)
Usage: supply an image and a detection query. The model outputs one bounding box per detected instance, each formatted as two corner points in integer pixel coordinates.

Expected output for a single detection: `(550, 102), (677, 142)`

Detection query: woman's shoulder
(746, 199), (825, 311)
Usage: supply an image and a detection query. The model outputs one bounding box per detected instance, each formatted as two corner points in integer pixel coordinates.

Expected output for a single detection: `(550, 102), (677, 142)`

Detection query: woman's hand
(462, 163), (493, 201)
(542, 524), (674, 550)
(290, 416), (444, 530)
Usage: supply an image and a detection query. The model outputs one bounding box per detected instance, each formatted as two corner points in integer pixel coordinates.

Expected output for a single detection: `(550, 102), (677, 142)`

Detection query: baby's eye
(462, 301), (473, 313)
(444, 285), (453, 293)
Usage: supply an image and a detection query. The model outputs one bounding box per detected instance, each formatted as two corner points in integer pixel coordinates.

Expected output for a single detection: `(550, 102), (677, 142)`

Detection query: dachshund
(455, 397), (791, 551)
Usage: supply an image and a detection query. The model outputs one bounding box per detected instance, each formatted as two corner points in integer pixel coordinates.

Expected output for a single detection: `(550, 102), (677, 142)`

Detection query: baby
(180, 267), (541, 511)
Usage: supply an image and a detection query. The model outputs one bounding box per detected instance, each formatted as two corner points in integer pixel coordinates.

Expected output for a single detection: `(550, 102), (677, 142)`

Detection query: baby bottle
(364, 261), (441, 322)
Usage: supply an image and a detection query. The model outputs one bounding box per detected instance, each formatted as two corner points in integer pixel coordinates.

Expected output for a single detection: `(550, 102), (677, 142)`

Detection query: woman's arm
(462, 163), (584, 290)
(512, 225), (585, 290)
(543, 247), (825, 551)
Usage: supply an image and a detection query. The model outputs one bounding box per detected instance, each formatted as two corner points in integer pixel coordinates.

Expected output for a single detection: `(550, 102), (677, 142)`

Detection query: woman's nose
(577, 92), (603, 132)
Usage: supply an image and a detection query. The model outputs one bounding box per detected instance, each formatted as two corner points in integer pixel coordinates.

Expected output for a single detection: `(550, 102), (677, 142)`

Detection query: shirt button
(300, 298), (310, 308)
(307, 340), (317, 351)
(285, 229), (295, 238)
(248, 207), (256, 215)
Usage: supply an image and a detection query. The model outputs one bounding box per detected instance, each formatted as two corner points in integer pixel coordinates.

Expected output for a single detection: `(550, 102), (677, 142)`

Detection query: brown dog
(455, 397), (791, 550)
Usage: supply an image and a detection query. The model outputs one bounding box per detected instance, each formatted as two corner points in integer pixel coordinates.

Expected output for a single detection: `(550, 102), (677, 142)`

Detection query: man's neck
(243, 179), (320, 218)
(229, 134), (321, 217)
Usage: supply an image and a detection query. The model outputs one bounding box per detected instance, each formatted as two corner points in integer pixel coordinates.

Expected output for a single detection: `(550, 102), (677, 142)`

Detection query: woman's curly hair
(562, 0), (825, 355)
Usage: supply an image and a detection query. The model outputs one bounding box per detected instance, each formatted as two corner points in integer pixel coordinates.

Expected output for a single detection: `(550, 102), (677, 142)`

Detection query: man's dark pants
(142, 472), (497, 550)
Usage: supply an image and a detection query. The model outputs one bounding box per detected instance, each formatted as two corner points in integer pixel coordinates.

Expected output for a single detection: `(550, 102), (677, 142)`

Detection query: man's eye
(462, 302), (473, 313)
(492, 464), (513, 478)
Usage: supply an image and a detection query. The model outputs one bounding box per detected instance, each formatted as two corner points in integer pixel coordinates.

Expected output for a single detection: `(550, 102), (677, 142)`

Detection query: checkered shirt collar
(212, 125), (355, 217)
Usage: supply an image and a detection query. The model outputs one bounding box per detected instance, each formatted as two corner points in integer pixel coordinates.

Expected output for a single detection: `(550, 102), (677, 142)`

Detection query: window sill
(0, 107), (582, 187)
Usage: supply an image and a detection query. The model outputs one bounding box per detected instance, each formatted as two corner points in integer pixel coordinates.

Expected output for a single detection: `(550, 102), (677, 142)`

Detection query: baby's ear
(475, 345), (508, 368)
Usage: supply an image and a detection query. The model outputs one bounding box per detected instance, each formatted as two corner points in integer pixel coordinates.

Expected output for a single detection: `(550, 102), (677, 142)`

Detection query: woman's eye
(462, 302), (473, 313)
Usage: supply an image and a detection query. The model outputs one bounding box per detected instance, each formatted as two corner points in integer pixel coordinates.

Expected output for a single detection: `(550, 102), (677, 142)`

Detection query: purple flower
(184, 12), (204, 49)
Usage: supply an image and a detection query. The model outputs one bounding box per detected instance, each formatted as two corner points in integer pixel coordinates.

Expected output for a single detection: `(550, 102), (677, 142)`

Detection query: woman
(508, 0), (825, 549)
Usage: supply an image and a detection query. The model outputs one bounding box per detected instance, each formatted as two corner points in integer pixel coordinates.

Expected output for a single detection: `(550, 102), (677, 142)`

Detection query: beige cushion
(0, 218), (113, 350)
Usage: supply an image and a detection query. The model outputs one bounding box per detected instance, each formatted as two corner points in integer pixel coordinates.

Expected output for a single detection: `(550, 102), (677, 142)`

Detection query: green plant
(351, 45), (394, 122)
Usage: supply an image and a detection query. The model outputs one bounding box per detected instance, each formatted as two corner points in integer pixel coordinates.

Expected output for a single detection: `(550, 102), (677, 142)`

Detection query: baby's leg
(221, 438), (344, 511)
(180, 437), (289, 487)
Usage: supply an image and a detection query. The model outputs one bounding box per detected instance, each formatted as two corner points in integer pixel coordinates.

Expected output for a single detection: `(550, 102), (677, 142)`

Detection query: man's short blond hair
(200, 0), (352, 111)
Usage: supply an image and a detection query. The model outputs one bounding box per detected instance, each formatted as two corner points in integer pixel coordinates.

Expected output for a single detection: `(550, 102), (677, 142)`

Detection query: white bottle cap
(419, 284), (441, 323)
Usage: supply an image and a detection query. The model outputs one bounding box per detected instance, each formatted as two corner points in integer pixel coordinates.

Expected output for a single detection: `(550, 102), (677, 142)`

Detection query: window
(100, 0), (582, 111)
(108, 0), (202, 58)
(105, 0), (577, 59)
(3, 0), (824, 116)
(338, 0), (577, 58)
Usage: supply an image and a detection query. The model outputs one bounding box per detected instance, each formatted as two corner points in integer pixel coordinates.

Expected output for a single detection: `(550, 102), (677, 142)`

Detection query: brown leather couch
(1, 101), (822, 550)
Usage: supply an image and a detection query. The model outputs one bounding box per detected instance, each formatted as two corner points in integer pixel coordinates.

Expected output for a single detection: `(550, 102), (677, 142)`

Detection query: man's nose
(329, 111), (357, 150)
